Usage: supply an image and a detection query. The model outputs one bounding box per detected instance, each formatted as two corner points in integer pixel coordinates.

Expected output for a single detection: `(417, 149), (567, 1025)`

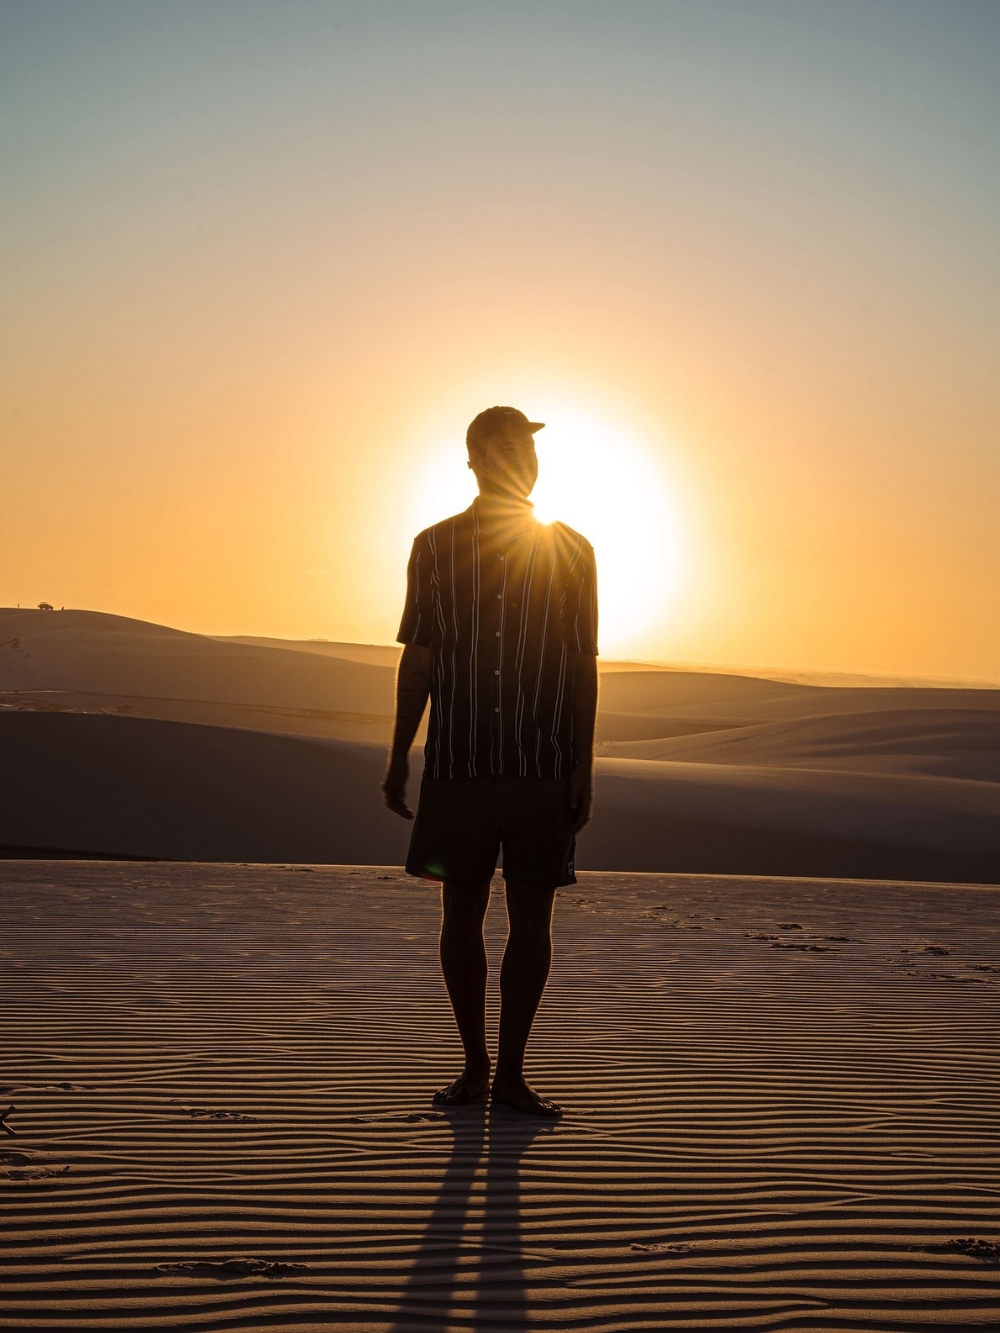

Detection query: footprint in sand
(157, 1258), (307, 1280)
(771, 942), (835, 951)
(1, 1149), (70, 1181)
(946, 1239), (1000, 1265)
(169, 1101), (258, 1122)
(0, 1151), (33, 1167)
(349, 1111), (445, 1124)
(3, 1165), (71, 1180)
(630, 1242), (693, 1254)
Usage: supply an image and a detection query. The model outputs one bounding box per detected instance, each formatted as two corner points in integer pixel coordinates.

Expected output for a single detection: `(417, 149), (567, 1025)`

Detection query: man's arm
(382, 642), (433, 819)
(569, 650), (598, 833)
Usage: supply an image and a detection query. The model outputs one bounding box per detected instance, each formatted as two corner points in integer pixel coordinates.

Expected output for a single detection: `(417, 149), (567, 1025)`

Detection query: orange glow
(406, 405), (681, 656)
(2, 7), (998, 683)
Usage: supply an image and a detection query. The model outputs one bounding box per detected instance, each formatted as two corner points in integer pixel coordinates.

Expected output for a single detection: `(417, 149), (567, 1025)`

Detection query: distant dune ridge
(2, 607), (999, 880)
(599, 710), (1000, 780)
(0, 608), (396, 734)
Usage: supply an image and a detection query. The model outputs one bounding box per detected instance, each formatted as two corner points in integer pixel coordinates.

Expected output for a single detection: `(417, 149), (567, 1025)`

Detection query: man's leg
(433, 879), (492, 1106)
(492, 882), (561, 1116)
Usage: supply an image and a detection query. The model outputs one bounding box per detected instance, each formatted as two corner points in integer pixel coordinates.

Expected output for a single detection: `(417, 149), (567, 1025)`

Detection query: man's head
(466, 406), (544, 502)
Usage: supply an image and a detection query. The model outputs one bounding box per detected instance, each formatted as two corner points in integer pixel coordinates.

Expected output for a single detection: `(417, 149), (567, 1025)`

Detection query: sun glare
(531, 413), (680, 654)
(408, 409), (681, 655)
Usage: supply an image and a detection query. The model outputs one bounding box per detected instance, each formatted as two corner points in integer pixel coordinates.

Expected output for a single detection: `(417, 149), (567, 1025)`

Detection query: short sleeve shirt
(398, 500), (598, 779)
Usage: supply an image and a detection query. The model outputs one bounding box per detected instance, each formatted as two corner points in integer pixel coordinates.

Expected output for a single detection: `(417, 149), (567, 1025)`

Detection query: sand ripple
(2, 863), (999, 1330)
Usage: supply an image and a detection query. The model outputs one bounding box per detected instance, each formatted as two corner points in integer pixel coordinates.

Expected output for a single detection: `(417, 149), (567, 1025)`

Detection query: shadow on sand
(390, 1103), (554, 1331)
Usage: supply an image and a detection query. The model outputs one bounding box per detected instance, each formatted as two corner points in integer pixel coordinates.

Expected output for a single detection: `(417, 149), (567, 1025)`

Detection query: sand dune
(594, 711), (740, 742)
(3, 861), (999, 1331)
(3, 710), (999, 881)
(586, 758), (1000, 883)
(1, 608), (399, 743)
(4, 608), (1000, 880)
(214, 634), (403, 667)
(599, 708), (1000, 780)
(9, 610), (998, 749)
(597, 668), (1000, 727)
(597, 667), (817, 714)
(0, 608), (396, 712)
(0, 712), (409, 864)
(0, 684), (397, 745)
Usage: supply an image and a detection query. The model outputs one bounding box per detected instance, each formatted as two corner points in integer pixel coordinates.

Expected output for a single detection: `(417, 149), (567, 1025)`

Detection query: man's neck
(475, 492), (534, 520)
(474, 493), (536, 546)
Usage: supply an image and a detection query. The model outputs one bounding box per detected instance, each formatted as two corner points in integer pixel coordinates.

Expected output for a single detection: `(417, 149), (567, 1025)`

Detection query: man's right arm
(382, 642), (432, 819)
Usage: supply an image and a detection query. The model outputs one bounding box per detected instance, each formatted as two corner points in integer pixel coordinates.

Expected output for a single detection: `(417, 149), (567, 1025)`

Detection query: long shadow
(389, 1105), (486, 1332)
(472, 1105), (554, 1331)
(390, 1103), (553, 1332)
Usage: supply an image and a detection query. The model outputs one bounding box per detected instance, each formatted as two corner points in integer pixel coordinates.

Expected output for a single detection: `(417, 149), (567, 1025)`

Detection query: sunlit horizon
(2, 3), (998, 683)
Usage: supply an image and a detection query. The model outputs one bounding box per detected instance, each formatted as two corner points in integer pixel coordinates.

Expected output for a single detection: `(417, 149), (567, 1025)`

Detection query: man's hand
(382, 754), (414, 820)
(569, 760), (594, 833)
(384, 643), (431, 820)
(569, 652), (597, 833)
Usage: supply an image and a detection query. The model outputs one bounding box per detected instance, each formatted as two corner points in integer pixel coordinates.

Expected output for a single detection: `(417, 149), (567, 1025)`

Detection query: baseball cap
(466, 406), (545, 447)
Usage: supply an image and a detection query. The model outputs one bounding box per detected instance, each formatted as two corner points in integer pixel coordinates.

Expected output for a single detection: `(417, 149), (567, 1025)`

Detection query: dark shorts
(405, 777), (577, 890)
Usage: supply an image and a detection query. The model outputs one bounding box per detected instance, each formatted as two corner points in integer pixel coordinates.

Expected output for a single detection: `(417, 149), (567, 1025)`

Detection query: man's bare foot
(490, 1073), (562, 1117)
(432, 1067), (491, 1107)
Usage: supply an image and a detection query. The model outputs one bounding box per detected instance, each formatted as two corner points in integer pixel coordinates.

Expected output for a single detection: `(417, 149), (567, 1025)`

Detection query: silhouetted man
(383, 406), (598, 1116)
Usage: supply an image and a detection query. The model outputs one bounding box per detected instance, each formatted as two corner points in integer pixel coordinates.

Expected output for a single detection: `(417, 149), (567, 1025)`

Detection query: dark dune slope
(4, 711), (999, 881)
(0, 711), (409, 864)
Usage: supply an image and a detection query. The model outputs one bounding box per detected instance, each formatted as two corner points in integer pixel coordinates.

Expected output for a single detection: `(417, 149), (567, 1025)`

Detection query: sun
(529, 412), (680, 654)
(409, 408), (682, 656)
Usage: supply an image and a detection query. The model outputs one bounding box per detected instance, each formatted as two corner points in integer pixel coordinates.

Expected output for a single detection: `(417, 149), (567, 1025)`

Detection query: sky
(2, 0), (998, 679)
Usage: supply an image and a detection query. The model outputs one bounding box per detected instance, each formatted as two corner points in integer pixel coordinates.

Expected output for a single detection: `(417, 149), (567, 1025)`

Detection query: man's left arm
(570, 651), (598, 832)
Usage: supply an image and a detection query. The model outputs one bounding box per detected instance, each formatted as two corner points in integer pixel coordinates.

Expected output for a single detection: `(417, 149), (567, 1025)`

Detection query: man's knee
(442, 880), (491, 924)
(504, 881), (555, 932)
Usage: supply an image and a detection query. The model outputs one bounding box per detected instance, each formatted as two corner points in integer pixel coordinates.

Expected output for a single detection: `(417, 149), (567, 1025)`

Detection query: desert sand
(212, 635), (403, 667)
(0, 608), (400, 743)
(3, 607), (1000, 881)
(3, 861), (999, 1330)
(0, 712), (409, 864)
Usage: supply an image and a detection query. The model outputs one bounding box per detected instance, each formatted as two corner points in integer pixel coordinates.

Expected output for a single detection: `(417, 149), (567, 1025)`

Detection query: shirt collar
(471, 496), (537, 545)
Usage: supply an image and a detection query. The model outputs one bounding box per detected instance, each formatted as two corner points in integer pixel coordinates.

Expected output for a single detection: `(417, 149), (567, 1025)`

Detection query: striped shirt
(398, 499), (598, 779)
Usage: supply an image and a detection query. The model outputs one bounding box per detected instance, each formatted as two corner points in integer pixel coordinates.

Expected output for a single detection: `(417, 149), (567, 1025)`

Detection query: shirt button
(494, 707), (500, 713)
(495, 631), (501, 637)
(496, 594), (502, 599)
(494, 670), (500, 675)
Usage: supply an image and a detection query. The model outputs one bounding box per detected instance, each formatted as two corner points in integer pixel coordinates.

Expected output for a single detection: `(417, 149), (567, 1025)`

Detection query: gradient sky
(2, 1), (998, 679)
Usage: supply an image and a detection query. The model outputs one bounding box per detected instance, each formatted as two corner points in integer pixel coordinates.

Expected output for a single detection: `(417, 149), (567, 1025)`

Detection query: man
(383, 405), (598, 1117)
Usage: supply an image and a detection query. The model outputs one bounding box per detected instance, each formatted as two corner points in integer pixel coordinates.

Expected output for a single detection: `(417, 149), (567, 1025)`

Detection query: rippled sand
(3, 863), (999, 1330)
